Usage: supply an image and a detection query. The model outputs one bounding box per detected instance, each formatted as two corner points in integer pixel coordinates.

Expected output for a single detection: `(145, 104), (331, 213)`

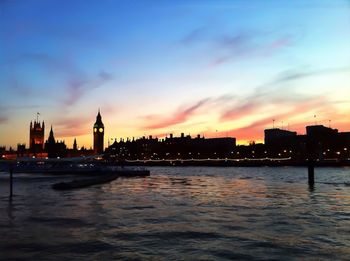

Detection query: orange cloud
(221, 101), (261, 121)
(218, 97), (330, 141)
(54, 116), (92, 137)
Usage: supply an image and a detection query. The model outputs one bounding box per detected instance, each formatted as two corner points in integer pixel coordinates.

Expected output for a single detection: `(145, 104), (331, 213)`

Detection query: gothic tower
(45, 126), (56, 158)
(93, 109), (104, 154)
(30, 119), (45, 153)
(44, 126), (67, 158)
(73, 138), (78, 151)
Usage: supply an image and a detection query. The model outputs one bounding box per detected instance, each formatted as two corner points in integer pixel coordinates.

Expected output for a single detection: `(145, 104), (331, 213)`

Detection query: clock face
(94, 128), (97, 132)
(99, 128), (104, 133)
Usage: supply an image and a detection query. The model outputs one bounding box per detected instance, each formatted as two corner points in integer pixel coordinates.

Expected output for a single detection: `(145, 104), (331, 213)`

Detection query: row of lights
(126, 157), (293, 163)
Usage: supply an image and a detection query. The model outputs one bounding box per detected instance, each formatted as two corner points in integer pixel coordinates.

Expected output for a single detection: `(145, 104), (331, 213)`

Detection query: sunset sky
(1, 0), (349, 149)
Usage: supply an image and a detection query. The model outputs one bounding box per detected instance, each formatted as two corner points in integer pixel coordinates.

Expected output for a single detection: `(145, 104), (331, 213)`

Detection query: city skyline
(1, 0), (350, 148)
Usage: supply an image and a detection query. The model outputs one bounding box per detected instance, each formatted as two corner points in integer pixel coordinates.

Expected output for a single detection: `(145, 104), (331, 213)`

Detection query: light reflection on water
(0, 167), (350, 260)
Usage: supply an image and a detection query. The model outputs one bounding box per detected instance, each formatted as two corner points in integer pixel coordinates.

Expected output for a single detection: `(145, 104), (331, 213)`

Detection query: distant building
(0, 146), (5, 158)
(338, 132), (350, 146)
(44, 126), (67, 158)
(264, 128), (297, 147)
(305, 125), (350, 160)
(66, 138), (95, 157)
(17, 143), (26, 157)
(30, 120), (45, 153)
(306, 125), (339, 149)
(105, 133), (236, 160)
(263, 125), (350, 160)
(93, 109), (104, 154)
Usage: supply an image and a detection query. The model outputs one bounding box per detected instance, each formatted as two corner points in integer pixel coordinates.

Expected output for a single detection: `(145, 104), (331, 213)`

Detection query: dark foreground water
(0, 167), (350, 260)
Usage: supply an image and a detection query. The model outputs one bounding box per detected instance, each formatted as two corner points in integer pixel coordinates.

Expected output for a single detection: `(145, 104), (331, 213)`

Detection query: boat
(51, 169), (150, 190)
(52, 174), (119, 190)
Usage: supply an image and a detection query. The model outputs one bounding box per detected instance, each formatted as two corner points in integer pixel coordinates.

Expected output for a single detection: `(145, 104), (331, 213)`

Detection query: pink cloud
(221, 101), (262, 121)
(143, 98), (210, 130)
(218, 97), (330, 141)
(53, 116), (92, 137)
(263, 37), (291, 56)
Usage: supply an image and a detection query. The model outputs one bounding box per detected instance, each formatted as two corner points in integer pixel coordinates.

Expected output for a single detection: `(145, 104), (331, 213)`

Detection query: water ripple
(1, 167), (350, 260)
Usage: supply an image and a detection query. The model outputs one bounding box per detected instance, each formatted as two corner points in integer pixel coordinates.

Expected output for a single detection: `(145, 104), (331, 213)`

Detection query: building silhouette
(263, 125), (350, 161)
(264, 128), (297, 147)
(103, 124), (350, 164)
(1, 110), (349, 164)
(73, 138), (78, 151)
(44, 126), (67, 158)
(105, 133), (236, 161)
(29, 120), (45, 153)
(93, 109), (104, 154)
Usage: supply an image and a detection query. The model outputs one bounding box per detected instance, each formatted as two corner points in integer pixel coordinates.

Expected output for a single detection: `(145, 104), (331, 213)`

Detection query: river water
(0, 167), (350, 260)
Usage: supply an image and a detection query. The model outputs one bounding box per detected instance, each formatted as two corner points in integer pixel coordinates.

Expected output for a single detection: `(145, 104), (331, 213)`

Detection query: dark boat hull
(52, 174), (119, 190)
(52, 170), (150, 190)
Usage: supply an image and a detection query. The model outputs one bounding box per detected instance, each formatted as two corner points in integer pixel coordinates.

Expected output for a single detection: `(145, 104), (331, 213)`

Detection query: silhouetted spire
(48, 125), (55, 144)
(94, 109), (103, 126)
(93, 108), (104, 154)
(73, 138), (77, 150)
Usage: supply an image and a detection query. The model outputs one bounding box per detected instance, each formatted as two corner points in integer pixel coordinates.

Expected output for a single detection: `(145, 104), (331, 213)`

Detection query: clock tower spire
(93, 109), (104, 154)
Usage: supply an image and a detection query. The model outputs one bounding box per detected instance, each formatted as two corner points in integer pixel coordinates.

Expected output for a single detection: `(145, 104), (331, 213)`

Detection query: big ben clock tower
(93, 109), (104, 154)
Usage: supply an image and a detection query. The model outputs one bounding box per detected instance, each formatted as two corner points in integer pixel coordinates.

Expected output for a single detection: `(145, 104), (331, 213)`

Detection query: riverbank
(1, 159), (350, 170)
(118, 159), (350, 167)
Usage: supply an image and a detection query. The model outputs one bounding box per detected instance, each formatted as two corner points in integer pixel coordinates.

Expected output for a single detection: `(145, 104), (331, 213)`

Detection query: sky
(0, 0), (349, 149)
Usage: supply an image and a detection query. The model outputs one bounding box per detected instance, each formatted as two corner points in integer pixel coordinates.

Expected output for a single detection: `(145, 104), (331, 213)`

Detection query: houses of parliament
(14, 110), (105, 158)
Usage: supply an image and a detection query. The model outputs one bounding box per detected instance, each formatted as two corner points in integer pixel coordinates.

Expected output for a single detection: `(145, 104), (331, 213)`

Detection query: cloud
(263, 37), (291, 56)
(4, 52), (114, 107)
(181, 26), (209, 45)
(182, 27), (296, 66)
(52, 102), (114, 137)
(5, 76), (33, 96)
(213, 33), (292, 66)
(64, 78), (89, 106)
(249, 66), (350, 101)
(219, 97), (329, 141)
(4, 53), (78, 95)
(220, 65), (350, 123)
(220, 89), (297, 122)
(98, 71), (113, 82)
(0, 116), (8, 124)
(272, 66), (350, 84)
(53, 116), (92, 137)
(221, 101), (261, 122)
(136, 64), (348, 142)
(5, 53), (77, 74)
(143, 98), (210, 130)
(218, 32), (252, 50)
(220, 93), (311, 122)
(3, 53), (73, 97)
(64, 70), (113, 106)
